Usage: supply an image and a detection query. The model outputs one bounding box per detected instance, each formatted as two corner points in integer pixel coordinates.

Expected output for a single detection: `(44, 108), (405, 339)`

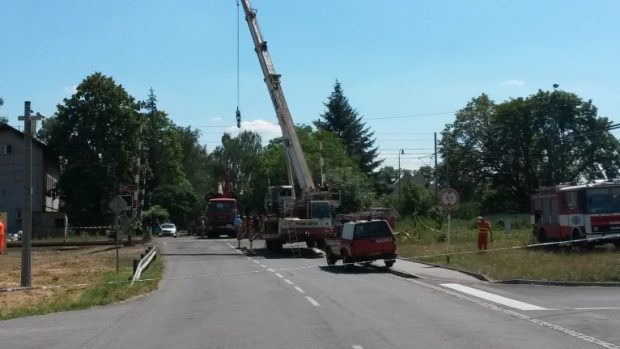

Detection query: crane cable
(235, 0), (242, 128)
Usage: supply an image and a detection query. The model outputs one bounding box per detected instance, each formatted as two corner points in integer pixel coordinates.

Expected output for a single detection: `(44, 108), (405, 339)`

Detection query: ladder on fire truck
(281, 203), (303, 258)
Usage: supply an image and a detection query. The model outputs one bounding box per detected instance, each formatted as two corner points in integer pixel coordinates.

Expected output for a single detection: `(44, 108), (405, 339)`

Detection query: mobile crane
(241, 0), (340, 250)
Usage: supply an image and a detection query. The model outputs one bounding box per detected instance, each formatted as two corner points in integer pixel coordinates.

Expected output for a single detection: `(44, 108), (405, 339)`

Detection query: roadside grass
(396, 217), (620, 282)
(0, 247), (163, 321)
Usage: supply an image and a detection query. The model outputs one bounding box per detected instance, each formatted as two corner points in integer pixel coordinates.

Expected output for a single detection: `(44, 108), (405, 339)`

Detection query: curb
(396, 257), (491, 282)
(396, 258), (620, 287)
(498, 279), (620, 287)
(388, 268), (419, 279)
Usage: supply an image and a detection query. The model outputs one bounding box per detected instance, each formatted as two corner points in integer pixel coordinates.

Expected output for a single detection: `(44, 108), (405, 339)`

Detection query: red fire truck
(531, 181), (620, 248)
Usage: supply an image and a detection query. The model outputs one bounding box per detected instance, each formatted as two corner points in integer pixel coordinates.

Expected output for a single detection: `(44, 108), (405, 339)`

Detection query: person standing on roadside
(0, 220), (6, 254)
(234, 214), (242, 238)
(476, 216), (493, 251)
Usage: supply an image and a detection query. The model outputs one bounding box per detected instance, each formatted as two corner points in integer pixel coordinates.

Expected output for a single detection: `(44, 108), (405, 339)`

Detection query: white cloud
(63, 85), (78, 95)
(499, 79), (525, 87)
(210, 116), (223, 122)
(226, 118), (282, 142)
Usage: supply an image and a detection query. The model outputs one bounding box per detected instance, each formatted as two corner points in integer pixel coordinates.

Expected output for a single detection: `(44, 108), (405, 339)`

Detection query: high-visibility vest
(477, 220), (491, 233)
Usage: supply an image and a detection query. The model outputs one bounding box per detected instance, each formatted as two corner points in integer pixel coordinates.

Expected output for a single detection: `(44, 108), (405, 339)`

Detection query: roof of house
(0, 123), (55, 156)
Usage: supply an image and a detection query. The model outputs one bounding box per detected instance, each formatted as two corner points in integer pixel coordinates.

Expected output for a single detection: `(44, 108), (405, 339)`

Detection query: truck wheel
(326, 251), (337, 266)
(384, 260), (395, 268)
(342, 252), (353, 270)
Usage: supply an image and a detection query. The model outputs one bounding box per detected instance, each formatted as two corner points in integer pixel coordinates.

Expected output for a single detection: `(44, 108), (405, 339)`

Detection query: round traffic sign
(439, 188), (460, 210)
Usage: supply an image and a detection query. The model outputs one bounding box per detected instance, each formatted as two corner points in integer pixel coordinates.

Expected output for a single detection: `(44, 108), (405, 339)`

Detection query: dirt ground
(0, 244), (149, 314)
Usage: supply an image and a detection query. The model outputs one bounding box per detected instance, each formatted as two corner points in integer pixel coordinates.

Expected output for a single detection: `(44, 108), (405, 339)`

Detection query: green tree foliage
(327, 166), (375, 213)
(0, 97), (6, 124)
(314, 81), (381, 176)
(400, 182), (436, 217)
(440, 90), (620, 212)
(141, 205), (170, 228)
(140, 89), (185, 190)
(258, 126), (375, 213)
(375, 166), (399, 195)
(42, 73), (140, 225)
(207, 131), (263, 213)
(151, 179), (199, 228)
(177, 126), (210, 200)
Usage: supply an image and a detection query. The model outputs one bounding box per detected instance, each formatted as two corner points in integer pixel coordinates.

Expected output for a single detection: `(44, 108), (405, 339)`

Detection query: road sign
(439, 188), (460, 210)
(109, 196), (128, 215)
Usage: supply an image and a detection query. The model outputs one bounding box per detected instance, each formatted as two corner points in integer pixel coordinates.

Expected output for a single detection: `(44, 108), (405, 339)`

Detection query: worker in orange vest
(0, 220), (5, 254)
(476, 216), (493, 251)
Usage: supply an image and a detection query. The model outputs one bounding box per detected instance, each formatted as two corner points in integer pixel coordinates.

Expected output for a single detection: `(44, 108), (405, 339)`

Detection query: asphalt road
(1, 237), (618, 349)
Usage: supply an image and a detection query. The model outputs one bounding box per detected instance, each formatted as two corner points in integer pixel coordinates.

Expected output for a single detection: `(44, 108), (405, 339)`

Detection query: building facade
(0, 124), (61, 235)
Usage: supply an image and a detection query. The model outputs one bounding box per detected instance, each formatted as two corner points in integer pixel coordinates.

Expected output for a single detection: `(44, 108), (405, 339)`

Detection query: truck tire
(325, 250), (337, 266)
(342, 251), (353, 270)
(384, 260), (395, 268)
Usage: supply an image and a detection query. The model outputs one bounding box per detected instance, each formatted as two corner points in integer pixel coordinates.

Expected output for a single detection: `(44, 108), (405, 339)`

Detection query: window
(353, 221), (392, 239)
(565, 191), (578, 209)
(0, 144), (12, 155)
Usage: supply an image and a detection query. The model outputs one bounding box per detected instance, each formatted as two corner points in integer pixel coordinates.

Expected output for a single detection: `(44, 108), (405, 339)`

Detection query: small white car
(159, 223), (177, 238)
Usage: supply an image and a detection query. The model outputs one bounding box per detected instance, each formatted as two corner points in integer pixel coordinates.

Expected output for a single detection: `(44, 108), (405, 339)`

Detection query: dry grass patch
(0, 244), (162, 320)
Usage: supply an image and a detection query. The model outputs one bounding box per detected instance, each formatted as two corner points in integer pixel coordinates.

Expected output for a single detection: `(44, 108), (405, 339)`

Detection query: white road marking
(294, 286), (305, 294)
(260, 264), (267, 268)
(267, 268), (275, 272)
(441, 283), (547, 311)
(305, 296), (320, 307)
(284, 279), (294, 285)
(275, 273), (284, 278)
(393, 276), (619, 349)
(353, 346), (364, 349)
(226, 243), (234, 248)
(253, 260), (260, 264)
(574, 307), (620, 311)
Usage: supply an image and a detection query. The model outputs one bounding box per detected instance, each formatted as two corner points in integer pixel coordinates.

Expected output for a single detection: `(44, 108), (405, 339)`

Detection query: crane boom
(241, 0), (315, 192)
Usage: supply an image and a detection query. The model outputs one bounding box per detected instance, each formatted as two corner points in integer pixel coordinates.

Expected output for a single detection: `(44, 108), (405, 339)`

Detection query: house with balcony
(0, 123), (63, 236)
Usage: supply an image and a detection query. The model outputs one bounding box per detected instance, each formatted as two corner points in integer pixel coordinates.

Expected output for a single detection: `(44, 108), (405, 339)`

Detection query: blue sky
(2, 0), (619, 171)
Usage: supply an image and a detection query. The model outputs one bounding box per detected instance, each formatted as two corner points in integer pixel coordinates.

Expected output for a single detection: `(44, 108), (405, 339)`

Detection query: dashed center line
(305, 296), (320, 307)
(284, 279), (294, 285)
(294, 286), (305, 294)
(260, 264), (267, 268)
(353, 346), (364, 349)
(253, 260), (260, 264)
(275, 273), (284, 279)
(267, 268), (275, 272)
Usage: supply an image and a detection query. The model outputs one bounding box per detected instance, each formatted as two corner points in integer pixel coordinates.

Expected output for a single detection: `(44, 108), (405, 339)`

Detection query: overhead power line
(366, 111), (455, 121)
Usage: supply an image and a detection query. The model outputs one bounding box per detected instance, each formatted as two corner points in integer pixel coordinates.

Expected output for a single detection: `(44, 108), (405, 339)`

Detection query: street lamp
(398, 149), (404, 212)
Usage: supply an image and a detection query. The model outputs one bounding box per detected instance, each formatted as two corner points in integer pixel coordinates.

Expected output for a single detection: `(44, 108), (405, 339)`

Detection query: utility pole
(398, 149), (404, 212)
(18, 101), (44, 287)
(434, 132), (438, 197)
(132, 118), (143, 243)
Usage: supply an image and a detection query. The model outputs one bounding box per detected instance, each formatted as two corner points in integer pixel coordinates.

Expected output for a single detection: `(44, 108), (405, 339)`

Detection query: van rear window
(353, 221), (392, 239)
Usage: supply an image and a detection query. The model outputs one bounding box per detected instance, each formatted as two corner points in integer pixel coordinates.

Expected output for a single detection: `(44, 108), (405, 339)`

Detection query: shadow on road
(319, 264), (391, 274)
(250, 247), (325, 260)
(160, 253), (243, 256)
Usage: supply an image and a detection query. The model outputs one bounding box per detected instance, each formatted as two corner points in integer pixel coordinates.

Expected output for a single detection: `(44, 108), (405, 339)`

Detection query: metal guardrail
(131, 246), (157, 285)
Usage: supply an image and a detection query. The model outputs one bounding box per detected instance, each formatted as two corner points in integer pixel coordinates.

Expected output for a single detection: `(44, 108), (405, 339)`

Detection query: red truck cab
(205, 198), (237, 238)
(324, 220), (397, 268)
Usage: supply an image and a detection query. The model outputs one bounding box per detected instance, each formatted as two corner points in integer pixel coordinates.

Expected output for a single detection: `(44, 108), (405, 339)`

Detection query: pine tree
(314, 81), (382, 175)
